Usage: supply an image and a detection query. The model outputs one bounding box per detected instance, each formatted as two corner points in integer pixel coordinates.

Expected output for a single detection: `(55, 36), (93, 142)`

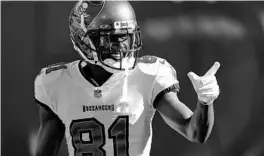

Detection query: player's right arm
(34, 66), (66, 156)
(35, 101), (65, 156)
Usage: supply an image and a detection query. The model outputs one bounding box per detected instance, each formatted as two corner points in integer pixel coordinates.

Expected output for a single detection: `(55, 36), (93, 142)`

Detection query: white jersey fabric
(34, 56), (179, 156)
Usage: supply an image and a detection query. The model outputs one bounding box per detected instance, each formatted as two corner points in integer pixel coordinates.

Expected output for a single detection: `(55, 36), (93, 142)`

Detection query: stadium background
(2, 1), (264, 156)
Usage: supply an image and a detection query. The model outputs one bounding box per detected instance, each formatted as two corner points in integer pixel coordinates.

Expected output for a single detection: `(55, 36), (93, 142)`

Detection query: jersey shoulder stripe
(35, 62), (73, 86)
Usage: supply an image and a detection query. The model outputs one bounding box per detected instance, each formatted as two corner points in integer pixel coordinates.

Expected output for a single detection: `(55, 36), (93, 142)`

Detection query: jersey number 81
(70, 116), (129, 156)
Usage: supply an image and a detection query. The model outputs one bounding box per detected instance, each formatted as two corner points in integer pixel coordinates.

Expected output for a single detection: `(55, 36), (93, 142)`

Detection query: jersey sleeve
(151, 59), (180, 106)
(34, 68), (58, 114)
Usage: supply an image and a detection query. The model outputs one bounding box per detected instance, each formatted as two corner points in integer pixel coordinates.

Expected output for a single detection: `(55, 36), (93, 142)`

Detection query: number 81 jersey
(34, 56), (179, 156)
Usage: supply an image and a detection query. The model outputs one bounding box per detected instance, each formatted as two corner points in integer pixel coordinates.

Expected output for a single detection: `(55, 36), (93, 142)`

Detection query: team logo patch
(94, 89), (102, 98)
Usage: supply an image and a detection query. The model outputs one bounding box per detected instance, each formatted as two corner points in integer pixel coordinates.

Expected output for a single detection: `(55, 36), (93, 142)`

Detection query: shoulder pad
(156, 58), (178, 79)
(35, 62), (68, 86)
(136, 56), (161, 76)
(137, 55), (158, 64)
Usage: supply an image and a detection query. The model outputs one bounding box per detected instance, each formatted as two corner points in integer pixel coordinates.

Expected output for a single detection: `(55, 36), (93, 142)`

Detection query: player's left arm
(154, 62), (220, 143)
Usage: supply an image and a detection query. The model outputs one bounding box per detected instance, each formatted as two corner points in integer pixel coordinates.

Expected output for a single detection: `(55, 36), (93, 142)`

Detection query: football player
(34, 0), (220, 156)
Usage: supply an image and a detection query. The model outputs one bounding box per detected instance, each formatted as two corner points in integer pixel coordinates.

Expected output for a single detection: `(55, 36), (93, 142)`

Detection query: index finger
(204, 62), (220, 76)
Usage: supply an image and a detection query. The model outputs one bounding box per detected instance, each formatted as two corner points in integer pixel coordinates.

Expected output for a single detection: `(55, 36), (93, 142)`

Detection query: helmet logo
(80, 2), (88, 12)
(78, 2), (90, 17)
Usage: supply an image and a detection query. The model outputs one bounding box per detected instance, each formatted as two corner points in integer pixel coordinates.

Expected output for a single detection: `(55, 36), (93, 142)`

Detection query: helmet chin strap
(119, 58), (129, 102)
(115, 58), (130, 113)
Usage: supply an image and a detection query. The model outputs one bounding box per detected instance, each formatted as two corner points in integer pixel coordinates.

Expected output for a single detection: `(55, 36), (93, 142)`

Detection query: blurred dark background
(2, 1), (264, 156)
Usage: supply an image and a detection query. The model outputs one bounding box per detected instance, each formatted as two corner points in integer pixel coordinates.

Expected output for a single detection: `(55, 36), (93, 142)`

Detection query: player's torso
(51, 60), (158, 156)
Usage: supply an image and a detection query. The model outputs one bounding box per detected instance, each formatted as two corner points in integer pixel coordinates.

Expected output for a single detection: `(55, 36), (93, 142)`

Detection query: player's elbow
(186, 128), (209, 144)
(191, 136), (208, 144)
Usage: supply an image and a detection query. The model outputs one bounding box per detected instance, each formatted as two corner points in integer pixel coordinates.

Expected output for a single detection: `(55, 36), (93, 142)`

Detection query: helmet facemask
(80, 27), (142, 72)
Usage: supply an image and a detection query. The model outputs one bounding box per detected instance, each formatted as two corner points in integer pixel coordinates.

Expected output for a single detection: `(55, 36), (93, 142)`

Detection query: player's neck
(88, 63), (112, 77)
(79, 60), (113, 87)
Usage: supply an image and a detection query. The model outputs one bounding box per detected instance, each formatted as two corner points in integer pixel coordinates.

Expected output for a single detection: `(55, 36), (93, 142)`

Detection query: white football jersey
(34, 56), (179, 156)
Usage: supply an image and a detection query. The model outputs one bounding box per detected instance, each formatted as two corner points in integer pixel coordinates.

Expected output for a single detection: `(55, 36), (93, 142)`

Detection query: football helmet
(69, 0), (143, 73)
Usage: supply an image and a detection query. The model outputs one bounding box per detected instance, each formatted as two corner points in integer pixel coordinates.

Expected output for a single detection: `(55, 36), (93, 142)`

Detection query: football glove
(187, 62), (220, 105)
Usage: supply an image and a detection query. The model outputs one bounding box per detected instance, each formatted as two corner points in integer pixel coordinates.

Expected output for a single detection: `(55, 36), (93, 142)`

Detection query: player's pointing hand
(188, 62), (220, 105)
